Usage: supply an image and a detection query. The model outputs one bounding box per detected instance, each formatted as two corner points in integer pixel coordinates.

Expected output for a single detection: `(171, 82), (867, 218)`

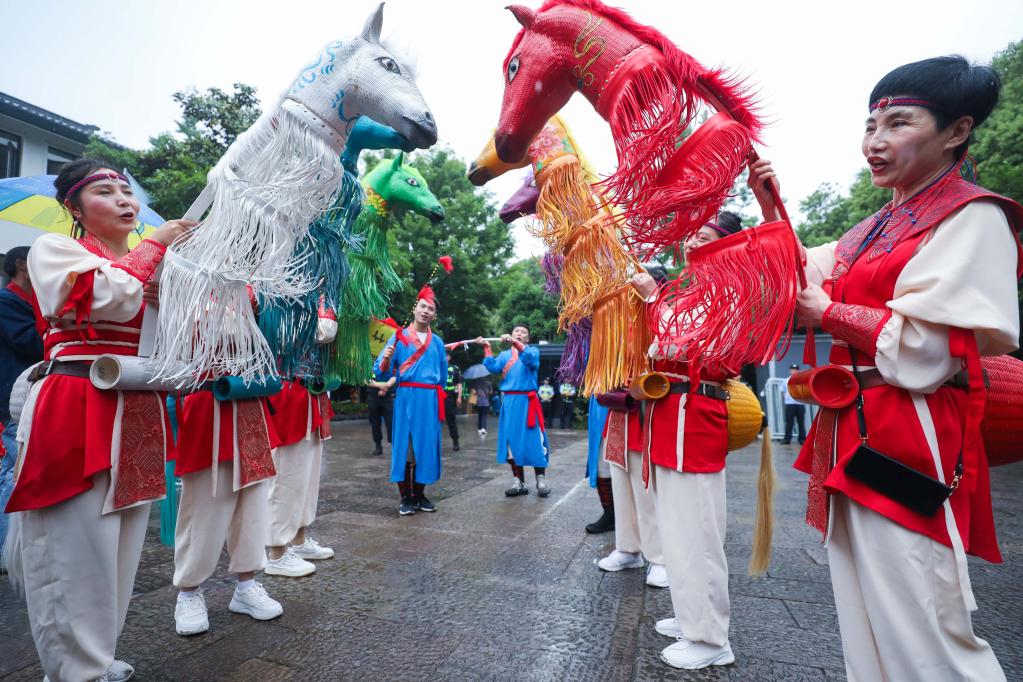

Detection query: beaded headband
(869, 96), (938, 113)
(65, 172), (130, 200)
(705, 220), (741, 238)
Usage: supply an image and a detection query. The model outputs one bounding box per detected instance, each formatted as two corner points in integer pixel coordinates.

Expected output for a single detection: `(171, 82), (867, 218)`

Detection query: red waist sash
(504, 390), (546, 430)
(401, 382), (447, 421)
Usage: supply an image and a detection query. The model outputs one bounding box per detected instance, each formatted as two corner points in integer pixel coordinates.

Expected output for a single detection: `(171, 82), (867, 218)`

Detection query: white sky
(2, 0), (1020, 260)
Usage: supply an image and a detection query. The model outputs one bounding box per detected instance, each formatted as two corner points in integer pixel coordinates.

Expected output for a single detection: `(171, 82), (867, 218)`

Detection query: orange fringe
(530, 155), (599, 251)
(583, 285), (651, 397)
(558, 214), (635, 330)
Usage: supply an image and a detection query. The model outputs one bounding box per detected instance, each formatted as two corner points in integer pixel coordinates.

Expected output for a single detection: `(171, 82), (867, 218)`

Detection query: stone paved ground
(2, 416), (1021, 681)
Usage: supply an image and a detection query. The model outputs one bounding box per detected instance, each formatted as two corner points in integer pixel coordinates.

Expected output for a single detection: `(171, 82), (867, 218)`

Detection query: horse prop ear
(391, 151), (404, 169)
(506, 5), (535, 28)
(362, 2), (385, 43)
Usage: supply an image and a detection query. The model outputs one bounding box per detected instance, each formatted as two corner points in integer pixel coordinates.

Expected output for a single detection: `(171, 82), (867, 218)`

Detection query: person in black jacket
(0, 245), (44, 550)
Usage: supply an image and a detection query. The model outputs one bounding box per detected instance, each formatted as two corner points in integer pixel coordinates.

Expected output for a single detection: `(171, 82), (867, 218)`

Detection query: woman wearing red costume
(751, 56), (1020, 681)
(631, 214), (745, 671)
(4, 159), (192, 681)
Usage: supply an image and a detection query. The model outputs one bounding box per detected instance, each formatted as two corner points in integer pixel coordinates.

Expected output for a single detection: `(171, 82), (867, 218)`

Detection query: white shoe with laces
(660, 637), (735, 669)
(264, 549), (316, 577)
(597, 549), (644, 572)
(104, 659), (135, 681)
(175, 590), (210, 636)
(229, 582), (284, 621)
(291, 538), (334, 560)
(645, 563), (669, 588)
(655, 617), (684, 639)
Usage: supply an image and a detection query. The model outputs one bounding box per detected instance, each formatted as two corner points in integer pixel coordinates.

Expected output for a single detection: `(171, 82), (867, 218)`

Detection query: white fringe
(151, 100), (346, 386)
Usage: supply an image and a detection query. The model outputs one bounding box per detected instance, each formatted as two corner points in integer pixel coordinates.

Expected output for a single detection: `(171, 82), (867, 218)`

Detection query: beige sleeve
(805, 241), (838, 287)
(874, 201), (1020, 393)
(27, 233), (145, 324)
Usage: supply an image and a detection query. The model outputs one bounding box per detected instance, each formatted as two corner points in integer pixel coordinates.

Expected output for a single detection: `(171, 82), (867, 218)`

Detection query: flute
(444, 337), (503, 350)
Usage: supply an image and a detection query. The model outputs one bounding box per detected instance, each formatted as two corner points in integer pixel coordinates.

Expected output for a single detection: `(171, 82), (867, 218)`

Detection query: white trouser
(267, 436), (322, 546)
(173, 462), (269, 588)
(652, 465), (729, 646)
(828, 495), (1004, 682)
(597, 456), (610, 478)
(611, 450), (663, 564)
(21, 473), (149, 682)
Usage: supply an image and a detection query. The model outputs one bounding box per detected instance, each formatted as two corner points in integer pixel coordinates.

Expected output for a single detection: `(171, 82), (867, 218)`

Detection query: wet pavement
(1, 415), (1021, 681)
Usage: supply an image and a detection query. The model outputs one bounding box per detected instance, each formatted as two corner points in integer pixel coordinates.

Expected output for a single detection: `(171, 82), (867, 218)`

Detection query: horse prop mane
(152, 3), (437, 387)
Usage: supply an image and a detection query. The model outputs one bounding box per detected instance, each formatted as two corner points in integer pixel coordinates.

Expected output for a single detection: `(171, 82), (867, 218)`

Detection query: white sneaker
(175, 590), (210, 636)
(655, 617), (684, 639)
(479, 428), (487, 437)
(229, 582), (283, 621)
(645, 563), (669, 588)
(104, 659), (135, 681)
(264, 549), (316, 577)
(597, 550), (644, 572)
(660, 637), (735, 669)
(291, 538), (334, 560)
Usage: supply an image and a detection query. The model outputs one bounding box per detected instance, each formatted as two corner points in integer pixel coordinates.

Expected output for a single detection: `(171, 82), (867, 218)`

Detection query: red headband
(869, 96), (938, 113)
(65, 172), (130, 200)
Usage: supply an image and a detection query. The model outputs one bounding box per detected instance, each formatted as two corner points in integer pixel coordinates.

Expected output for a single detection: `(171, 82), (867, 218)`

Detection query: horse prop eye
(405, 178), (419, 187)
(507, 55), (520, 83)
(377, 57), (401, 75)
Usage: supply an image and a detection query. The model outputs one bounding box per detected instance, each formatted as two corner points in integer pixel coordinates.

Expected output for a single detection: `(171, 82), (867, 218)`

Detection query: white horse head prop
(153, 2), (437, 386)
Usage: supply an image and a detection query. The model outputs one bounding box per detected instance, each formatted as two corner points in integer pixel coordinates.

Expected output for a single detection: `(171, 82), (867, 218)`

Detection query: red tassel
(651, 221), (800, 375)
(623, 114), (754, 254)
(438, 255), (454, 273)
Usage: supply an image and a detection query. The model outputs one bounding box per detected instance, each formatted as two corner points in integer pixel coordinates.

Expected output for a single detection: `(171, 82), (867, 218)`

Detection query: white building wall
(0, 112), (88, 176)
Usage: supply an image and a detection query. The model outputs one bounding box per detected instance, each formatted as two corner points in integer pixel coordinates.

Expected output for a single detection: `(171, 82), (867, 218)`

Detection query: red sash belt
(505, 390), (545, 430)
(402, 382), (447, 421)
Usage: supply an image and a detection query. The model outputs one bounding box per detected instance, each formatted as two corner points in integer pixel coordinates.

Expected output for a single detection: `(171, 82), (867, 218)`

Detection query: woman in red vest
(6, 159), (192, 681)
(751, 56), (1021, 681)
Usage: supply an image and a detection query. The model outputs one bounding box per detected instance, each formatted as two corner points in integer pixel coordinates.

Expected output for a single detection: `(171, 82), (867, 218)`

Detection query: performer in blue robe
(585, 394), (615, 533)
(479, 324), (551, 498)
(374, 286), (447, 516)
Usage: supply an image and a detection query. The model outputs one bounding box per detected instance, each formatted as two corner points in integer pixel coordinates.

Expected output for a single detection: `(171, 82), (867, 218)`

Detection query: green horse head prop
(363, 152), (445, 223)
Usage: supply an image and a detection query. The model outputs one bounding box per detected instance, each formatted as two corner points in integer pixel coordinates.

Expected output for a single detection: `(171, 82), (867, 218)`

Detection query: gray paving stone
(1, 418), (1020, 681)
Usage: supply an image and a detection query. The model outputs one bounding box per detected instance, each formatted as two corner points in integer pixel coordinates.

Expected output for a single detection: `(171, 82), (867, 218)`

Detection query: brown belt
(667, 381), (730, 401)
(855, 367), (986, 390)
(27, 360), (92, 382)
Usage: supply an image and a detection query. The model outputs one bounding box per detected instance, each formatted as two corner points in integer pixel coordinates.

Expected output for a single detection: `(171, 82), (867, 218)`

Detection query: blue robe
(484, 346), (549, 468)
(374, 329), (447, 484)
(586, 395), (609, 487)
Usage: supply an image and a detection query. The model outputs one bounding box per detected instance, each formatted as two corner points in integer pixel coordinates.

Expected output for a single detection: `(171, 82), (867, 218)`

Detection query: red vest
(795, 177), (1023, 563)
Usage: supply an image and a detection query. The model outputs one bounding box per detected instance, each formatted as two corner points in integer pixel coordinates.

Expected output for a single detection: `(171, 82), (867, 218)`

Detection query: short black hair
(646, 264), (669, 285)
(717, 211), (743, 234)
(512, 322), (530, 333)
(869, 55), (1001, 159)
(3, 245), (30, 279)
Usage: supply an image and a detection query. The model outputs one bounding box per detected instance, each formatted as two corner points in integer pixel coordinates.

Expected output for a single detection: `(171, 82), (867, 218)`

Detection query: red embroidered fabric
(806, 408), (838, 534)
(822, 303), (891, 356)
(603, 410), (627, 468)
(113, 393), (167, 509)
(317, 393), (333, 439)
(237, 400), (276, 487)
(109, 239), (166, 284)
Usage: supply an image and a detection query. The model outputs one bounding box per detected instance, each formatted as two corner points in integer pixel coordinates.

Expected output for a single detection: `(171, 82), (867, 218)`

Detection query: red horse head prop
(494, 0), (762, 248)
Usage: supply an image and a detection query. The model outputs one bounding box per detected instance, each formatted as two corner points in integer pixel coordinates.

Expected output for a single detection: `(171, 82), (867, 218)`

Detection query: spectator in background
(366, 378), (396, 456)
(0, 245), (44, 552)
(538, 377), (555, 423)
(444, 351), (463, 451)
(558, 380), (577, 428)
(782, 364), (807, 445)
(474, 378), (492, 437)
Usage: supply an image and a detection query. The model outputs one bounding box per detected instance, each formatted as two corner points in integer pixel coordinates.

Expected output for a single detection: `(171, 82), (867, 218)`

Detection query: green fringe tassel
(324, 316), (374, 385)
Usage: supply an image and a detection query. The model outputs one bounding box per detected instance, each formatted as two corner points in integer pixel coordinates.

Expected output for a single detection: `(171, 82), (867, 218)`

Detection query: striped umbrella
(0, 175), (163, 253)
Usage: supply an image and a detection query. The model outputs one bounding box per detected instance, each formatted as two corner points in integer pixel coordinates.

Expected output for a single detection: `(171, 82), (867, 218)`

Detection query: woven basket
(981, 355), (1023, 466)
(725, 379), (763, 451)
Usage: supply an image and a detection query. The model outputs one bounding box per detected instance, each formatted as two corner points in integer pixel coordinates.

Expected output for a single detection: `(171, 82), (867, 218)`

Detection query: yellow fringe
(749, 429), (777, 576)
(531, 155), (598, 251)
(559, 215), (635, 330)
(583, 285), (651, 397)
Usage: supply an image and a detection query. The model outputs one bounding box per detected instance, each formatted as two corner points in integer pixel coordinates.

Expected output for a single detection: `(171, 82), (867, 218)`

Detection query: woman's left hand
(143, 281), (160, 309)
(795, 282), (833, 327)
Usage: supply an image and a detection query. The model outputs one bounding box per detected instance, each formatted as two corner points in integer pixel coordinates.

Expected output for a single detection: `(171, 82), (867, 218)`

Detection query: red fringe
(650, 221), (800, 375)
(624, 114), (754, 253)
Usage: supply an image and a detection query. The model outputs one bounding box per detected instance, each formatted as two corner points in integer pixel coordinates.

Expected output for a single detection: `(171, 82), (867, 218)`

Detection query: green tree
(973, 40), (1023, 203)
(84, 84), (261, 219)
(797, 169), (889, 246)
(491, 258), (562, 343)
